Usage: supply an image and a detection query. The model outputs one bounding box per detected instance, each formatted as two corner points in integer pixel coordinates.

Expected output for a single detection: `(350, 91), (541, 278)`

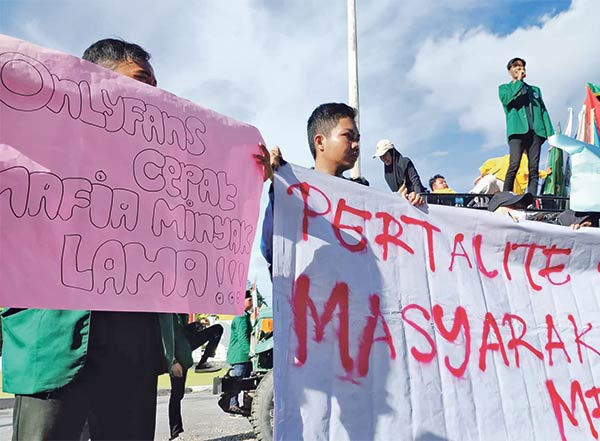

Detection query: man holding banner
(1, 38), (170, 441)
(1, 29), (265, 439)
(258, 102), (369, 278)
(262, 71), (600, 441)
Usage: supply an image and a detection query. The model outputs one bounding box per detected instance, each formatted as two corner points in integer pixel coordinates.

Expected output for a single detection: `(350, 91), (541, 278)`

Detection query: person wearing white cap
(373, 139), (425, 206)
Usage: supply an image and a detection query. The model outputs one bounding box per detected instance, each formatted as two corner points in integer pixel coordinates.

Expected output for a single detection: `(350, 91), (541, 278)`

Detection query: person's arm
(405, 160), (426, 194)
(253, 143), (274, 182)
(170, 313), (195, 374)
(402, 188), (424, 206)
(239, 316), (252, 355)
(402, 161), (425, 206)
(498, 81), (526, 106)
(230, 316), (238, 339)
(260, 184), (274, 279)
(170, 314), (183, 377)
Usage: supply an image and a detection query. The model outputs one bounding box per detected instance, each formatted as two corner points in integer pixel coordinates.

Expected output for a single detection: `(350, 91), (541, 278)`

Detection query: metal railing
(421, 193), (570, 212)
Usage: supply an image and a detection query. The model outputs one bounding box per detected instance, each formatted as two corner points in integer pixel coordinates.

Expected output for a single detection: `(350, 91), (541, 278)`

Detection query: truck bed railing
(421, 193), (570, 212)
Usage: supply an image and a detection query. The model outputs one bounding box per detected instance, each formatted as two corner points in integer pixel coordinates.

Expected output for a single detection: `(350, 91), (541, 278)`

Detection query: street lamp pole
(347, 0), (360, 178)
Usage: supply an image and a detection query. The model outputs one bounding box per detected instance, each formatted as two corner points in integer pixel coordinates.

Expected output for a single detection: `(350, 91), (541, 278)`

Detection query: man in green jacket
(499, 57), (554, 196)
(1, 39), (173, 441)
(219, 290), (253, 414)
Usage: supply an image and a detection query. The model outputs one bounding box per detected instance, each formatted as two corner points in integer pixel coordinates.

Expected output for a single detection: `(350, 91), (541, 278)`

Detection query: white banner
(273, 164), (600, 441)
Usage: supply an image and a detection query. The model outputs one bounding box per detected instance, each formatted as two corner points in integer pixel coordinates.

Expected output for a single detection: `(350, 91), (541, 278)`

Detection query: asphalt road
(0, 391), (256, 441)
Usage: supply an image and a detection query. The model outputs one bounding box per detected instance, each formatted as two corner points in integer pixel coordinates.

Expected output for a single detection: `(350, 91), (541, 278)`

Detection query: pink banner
(0, 35), (263, 314)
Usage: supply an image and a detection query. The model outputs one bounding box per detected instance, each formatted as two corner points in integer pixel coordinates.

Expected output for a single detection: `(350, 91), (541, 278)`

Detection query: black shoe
(195, 361), (220, 373)
(218, 395), (231, 413)
(229, 405), (249, 416)
(169, 429), (183, 440)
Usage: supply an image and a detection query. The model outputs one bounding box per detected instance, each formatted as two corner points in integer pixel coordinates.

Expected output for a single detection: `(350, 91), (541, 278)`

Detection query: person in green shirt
(499, 57), (554, 196)
(219, 290), (253, 414)
(1, 39), (172, 441)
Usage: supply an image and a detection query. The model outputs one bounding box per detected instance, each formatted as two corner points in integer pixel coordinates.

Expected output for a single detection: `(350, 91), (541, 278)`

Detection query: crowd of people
(366, 56), (595, 229)
(371, 58), (555, 200)
(1, 36), (597, 441)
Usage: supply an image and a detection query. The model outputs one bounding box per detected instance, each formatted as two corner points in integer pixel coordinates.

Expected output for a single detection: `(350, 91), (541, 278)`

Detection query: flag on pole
(584, 82), (600, 144)
(249, 278), (258, 355)
(576, 104), (586, 140)
(590, 108), (600, 146)
(250, 278), (259, 323)
(542, 124), (566, 197)
(563, 107), (574, 137)
(561, 108), (573, 195)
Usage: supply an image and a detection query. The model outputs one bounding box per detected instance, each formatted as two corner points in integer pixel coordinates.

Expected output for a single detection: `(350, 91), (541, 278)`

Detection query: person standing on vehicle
(220, 290), (253, 414)
(499, 57), (554, 196)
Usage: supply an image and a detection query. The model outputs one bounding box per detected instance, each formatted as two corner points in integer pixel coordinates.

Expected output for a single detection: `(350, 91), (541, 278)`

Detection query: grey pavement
(0, 391), (256, 441)
(0, 405), (13, 439)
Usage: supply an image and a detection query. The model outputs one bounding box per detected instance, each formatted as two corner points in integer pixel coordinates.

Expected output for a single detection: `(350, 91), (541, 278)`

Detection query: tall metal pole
(347, 0), (360, 178)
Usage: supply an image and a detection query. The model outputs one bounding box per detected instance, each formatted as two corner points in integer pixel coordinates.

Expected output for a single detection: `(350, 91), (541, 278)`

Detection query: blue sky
(1, 0), (597, 301)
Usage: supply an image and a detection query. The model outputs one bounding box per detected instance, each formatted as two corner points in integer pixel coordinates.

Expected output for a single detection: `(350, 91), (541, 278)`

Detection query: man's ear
(314, 134), (325, 154)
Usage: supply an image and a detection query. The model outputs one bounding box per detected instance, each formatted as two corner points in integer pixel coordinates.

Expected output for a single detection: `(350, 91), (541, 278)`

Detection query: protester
(169, 316), (223, 440)
(373, 138), (425, 205)
(257, 106), (426, 279)
(499, 57), (554, 195)
(429, 174), (456, 194)
(1, 38), (171, 441)
(256, 103), (371, 277)
(471, 154), (551, 195)
(168, 314), (195, 440)
(218, 290), (253, 415)
(555, 210), (595, 230)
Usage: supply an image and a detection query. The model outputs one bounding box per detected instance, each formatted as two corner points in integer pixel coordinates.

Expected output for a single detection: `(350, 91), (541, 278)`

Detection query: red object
(584, 83), (600, 143)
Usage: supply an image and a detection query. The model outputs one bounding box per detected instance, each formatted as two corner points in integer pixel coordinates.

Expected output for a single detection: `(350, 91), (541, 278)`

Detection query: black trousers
(168, 371), (188, 439)
(12, 312), (163, 441)
(168, 324), (223, 438)
(13, 372), (158, 441)
(504, 131), (545, 195)
(183, 323), (223, 364)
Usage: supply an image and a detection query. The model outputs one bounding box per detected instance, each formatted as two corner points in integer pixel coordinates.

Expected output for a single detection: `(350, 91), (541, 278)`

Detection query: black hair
(82, 38), (151, 68)
(307, 103), (357, 159)
(506, 57), (526, 70)
(429, 174), (445, 191)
